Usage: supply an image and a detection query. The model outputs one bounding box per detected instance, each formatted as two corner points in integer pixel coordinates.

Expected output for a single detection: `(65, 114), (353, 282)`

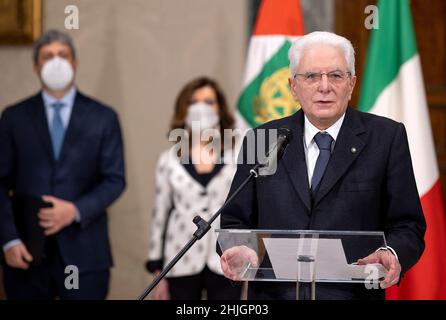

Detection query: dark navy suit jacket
(0, 91), (125, 272)
(220, 107), (426, 300)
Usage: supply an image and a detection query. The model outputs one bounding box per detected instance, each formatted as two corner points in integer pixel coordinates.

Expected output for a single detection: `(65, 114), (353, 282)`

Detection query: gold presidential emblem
(253, 67), (300, 124)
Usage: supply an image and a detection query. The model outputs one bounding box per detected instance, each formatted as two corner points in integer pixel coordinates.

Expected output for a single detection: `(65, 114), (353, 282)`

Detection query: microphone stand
(137, 163), (262, 300)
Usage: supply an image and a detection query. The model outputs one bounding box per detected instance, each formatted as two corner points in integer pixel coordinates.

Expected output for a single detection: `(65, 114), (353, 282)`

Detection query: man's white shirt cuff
(2, 239), (22, 253)
(376, 246), (399, 261)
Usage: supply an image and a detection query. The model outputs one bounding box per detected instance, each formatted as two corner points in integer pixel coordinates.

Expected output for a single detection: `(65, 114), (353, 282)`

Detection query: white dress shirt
(42, 86), (76, 129)
(303, 113), (345, 187)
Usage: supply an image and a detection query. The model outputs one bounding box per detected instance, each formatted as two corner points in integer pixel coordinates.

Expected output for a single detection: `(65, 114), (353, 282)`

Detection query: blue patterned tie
(50, 102), (65, 160)
(311, 132), (333, 194)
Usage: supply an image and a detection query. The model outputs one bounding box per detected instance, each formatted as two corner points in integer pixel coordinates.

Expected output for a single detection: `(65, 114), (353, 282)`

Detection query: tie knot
(51, 102), (65, 112)
(314, 132), (333, 150)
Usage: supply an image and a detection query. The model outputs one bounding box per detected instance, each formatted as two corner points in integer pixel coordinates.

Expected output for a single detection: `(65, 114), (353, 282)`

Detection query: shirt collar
(304, 113), (346, 148)
(42, 86), (77, 109)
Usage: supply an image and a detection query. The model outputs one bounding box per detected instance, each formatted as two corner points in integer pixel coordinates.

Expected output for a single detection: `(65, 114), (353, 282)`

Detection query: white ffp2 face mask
(40, 56), (74, 91)
(185, 102), (220, 131)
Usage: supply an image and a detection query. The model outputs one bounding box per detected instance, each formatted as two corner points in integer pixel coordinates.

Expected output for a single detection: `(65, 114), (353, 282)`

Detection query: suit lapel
(313, 108), (367, 206)
(27, 93), (55, 162)
(58, 92), (88, 163)
(281, 110), (312, 212)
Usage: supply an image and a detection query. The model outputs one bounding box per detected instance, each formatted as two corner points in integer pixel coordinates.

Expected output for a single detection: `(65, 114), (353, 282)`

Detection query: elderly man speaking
(219, 31), (426, 300)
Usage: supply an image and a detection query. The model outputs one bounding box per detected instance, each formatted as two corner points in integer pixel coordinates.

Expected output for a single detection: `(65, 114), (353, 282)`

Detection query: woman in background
(146, 77), (242, 300)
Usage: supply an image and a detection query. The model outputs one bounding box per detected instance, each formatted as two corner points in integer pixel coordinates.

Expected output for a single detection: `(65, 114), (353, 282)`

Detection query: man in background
(0, 30), (126, 299)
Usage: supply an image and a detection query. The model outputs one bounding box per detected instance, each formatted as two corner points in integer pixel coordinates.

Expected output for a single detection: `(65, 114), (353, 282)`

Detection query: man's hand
(220, 245), (259, 281)
(357, 249), (401, 289)
(153, 271), (170, 300)
(38, 195), (77, 236)
(5, 242), (33, 270)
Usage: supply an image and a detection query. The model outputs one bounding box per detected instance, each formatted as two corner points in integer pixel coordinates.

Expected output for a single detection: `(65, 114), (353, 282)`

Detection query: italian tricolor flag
(236, 0), (304, 129)
(359, 0), (446, 299)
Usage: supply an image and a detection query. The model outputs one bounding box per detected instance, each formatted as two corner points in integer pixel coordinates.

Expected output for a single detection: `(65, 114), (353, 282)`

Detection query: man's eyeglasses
(293, 70), (352, 85)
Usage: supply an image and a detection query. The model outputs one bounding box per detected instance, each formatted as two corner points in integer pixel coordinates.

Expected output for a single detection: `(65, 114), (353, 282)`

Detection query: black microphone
(258, 127), (293, 176)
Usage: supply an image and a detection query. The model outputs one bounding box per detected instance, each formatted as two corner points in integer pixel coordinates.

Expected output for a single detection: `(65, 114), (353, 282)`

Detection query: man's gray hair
(288, 31), (355, 76)
(33, 29), (76, 64)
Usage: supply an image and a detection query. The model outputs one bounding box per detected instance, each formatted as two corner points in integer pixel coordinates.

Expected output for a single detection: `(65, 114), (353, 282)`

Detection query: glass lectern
(216, 229), (389, 300)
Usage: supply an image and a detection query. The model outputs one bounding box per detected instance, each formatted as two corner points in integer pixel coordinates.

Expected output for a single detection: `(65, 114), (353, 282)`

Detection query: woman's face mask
(40, 56), (74, 91)
(185, 101), (220, 131)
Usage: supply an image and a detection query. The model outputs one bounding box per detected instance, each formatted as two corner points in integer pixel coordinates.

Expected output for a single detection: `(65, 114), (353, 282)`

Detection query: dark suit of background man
(0, 30), (126, 299)
(220, 31), (426, 300)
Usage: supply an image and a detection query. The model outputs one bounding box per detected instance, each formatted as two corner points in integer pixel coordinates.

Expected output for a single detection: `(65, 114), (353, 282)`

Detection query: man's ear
(288, 77), (298, 101)
(33, 63), (40, 75)
(348, 75), (357, 100)
(72, 59), (78, 72)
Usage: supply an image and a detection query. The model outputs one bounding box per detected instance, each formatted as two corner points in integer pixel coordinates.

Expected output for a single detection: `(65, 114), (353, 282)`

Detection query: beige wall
(0, 0), (248, 299)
